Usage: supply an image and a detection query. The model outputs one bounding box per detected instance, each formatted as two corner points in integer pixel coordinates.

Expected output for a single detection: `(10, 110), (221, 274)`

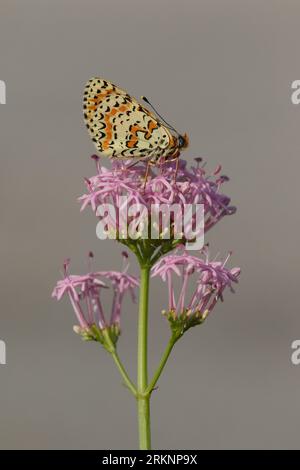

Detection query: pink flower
(52, 253), (139, 342)
(151, 247), (240, 331)
(78, 157), (236, 242)
(100, 252), (139, 325)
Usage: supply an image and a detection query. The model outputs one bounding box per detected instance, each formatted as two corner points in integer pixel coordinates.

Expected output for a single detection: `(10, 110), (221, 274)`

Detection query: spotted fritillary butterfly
(83, 78), (188, 162)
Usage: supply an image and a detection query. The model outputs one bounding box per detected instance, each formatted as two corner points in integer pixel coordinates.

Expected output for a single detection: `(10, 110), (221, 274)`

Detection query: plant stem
(101, 328), (137, 397)
(137, 265), (151, 450)
(146, 335), (177, 396)
(137, 396), (151, 449)
(111, 350), (137, 397)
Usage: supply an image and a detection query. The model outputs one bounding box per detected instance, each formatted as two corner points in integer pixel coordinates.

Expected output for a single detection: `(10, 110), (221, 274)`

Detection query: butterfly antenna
(141, 96), (180, 136)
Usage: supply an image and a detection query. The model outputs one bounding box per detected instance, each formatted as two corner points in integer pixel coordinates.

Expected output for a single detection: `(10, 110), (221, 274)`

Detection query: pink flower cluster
(79, 157), (236, 238)
(52, 253), (139, 342)
(53, 156), (240, 341)
(152, 247), (240, 331)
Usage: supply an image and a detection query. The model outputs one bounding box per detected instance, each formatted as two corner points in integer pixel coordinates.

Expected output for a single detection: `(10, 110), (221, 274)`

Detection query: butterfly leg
(174, 154), (180, 182)
(125, 159), (140, 170)
(165, 151), (180, 182)
(143, 160), (151, 190)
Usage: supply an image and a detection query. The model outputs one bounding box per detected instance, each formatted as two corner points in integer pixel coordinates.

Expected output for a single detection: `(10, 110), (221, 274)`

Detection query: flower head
(78, 157), (236, 258)
(152, 247), (240, 337)
(52, 252), (139, 347)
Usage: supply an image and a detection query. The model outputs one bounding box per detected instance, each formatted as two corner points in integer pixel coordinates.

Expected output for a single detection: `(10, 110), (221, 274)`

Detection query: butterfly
(83, 78), (189, 163)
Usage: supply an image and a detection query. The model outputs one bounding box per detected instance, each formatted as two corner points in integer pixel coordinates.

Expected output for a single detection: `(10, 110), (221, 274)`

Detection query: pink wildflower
(52, 252), (139, 342)
(152, 247), (240, 331)
(78, 157), (236, 241)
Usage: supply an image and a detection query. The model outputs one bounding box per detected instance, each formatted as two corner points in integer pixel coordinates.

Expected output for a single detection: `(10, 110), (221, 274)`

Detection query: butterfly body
(83, 78), (188, 162)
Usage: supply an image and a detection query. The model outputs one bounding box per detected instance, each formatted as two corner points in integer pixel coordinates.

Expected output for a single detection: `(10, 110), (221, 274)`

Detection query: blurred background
(0, 0), (300, 449)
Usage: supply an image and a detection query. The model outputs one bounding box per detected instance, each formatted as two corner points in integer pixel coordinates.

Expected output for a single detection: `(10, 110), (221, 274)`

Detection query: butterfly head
(178, 133), (189, 150)
(142, 96), (189, 151)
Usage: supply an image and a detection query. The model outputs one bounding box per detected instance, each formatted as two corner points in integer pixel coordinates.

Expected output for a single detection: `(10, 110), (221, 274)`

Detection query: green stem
(137, 396), (151, 449)
(111, 350), (137, 397)
(102, 328), (137, 397)
(146, 335), (177, 396)
(137, 265), (151, 450)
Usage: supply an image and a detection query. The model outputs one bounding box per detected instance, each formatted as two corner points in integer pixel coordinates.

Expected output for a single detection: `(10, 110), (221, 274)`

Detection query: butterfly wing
(83, 78), (176, 159)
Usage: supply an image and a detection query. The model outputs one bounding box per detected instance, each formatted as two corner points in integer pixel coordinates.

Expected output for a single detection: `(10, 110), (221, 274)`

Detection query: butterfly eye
(178, 135), (185, 148)
(178, 134), (188, 149)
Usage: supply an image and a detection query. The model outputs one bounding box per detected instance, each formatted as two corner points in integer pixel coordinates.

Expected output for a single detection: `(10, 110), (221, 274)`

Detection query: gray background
(0, 0), (299, 449)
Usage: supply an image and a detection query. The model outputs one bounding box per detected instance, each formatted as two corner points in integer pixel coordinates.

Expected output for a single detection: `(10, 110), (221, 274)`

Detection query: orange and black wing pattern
(83, 77), (177, 159)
